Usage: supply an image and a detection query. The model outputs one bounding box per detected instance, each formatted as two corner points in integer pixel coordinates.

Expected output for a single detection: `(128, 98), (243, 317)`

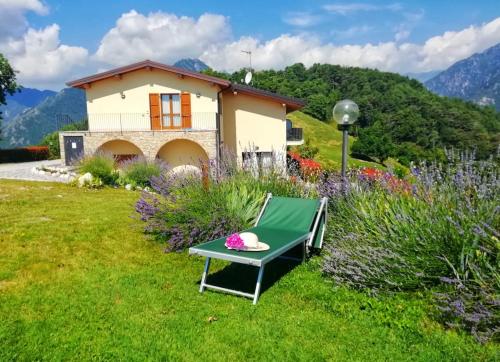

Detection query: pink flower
(225, 233), (245, 250)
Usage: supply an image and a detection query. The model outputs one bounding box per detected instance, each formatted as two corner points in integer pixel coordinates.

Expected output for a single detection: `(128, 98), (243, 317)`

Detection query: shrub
(79, 153), (118, 185)
(0, 146), (49, 163)
(136, 152), (315, 251)
(321, 151), (499, 342)
(293, 138), (319, 159)
(119, 157), (164, 187)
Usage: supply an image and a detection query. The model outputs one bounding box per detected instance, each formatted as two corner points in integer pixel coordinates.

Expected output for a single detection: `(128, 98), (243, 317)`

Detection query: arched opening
(97, 139), (143, 163)
(156, 139), (208, 174)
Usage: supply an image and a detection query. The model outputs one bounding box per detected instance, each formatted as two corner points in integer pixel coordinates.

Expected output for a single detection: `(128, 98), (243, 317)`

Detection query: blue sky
(1, 0), (499, 89)
(27, 0), (500, 51)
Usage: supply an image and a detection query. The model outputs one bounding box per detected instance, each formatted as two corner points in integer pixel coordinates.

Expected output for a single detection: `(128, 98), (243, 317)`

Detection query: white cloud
(94, 10), (231, 66)
(419, 17), (500, 70)
(323, 2), (402, 15)
(0, 1), (90, 89)
(200, 17), (500, 73)
(0, 0), (48, 39)
(1, 24), (88, 89)
(282, 12), (321, 27)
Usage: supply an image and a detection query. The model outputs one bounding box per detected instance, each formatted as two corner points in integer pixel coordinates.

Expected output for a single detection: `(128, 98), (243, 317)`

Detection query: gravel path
(0, 159), (71, 183)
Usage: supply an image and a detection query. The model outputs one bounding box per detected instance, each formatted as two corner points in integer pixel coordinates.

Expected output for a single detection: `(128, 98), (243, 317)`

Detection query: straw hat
(240, 232), (270, 251)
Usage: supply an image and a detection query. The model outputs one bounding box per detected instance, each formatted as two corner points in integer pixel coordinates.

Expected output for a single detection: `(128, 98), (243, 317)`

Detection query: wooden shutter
(149, 93), (161, 130)
(180, 92), (192, 128)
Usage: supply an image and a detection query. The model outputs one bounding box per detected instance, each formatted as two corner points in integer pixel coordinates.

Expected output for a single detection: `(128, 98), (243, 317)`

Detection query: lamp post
(333, 99), (359, 178)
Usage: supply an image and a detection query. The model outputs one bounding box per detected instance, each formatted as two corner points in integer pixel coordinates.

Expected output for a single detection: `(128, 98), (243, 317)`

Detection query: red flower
(287, 151), (302, 162)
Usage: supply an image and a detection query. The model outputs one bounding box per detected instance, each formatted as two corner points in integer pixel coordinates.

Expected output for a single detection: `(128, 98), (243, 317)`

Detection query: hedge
(0, 146), (50, 163)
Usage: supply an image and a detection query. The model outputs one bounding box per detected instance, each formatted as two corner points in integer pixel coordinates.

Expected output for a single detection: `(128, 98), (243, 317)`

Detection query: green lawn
(288, 112), (399, 170)
(0, 180), (497, 360)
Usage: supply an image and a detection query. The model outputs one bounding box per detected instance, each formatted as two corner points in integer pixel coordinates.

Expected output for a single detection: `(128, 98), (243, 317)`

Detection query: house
(60, 60), (304, 173)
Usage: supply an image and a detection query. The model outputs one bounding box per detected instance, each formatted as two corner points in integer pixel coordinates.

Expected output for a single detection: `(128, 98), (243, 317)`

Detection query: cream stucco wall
(221, 92), (287, 164)
(85, 69), (219, 131)
(157, 139), (209, 170)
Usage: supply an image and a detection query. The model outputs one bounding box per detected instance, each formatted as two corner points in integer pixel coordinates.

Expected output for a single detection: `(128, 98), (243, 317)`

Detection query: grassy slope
(0, 180), (497, 360)
(288, 111), (386, 170)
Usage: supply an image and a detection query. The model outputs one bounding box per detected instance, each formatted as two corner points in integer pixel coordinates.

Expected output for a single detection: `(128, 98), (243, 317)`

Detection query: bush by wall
(119, 157), (164, 188)
(321, 151), (499, 342)
(78, 152), (118, 185)
(0, 146), (49, 163)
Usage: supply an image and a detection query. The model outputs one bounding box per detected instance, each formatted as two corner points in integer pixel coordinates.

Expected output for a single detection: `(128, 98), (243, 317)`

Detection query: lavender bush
(322, 150), (499, 342)
(136, 150), (315, 251)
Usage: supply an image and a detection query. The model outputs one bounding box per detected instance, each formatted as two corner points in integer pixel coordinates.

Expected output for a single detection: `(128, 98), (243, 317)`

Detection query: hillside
(1, 88), (86, 147)
(426, 43), (500, 110)
(288, 111), (383, 169)
(206, 63), (500, 164)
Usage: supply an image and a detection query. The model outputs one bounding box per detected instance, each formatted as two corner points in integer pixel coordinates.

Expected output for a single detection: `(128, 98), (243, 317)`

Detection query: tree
(0, 54), (19, 139)
(351, 122), (396, 164)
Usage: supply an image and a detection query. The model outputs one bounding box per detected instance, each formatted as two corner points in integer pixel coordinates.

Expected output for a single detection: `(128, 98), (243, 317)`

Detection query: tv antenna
(241, 50), (252, 69)
(241, 50), (253, 85)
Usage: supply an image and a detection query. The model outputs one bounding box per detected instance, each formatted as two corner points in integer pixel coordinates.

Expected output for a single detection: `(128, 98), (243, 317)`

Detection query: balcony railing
(85, 112), (218, 132)
(286, 127), (303, 142)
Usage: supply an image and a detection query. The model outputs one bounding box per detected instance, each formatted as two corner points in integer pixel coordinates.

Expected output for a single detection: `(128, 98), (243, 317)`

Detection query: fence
(86, 112), (218, 132)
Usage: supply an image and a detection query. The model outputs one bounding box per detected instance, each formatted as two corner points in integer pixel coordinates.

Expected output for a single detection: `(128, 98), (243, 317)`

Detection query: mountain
(1, 88), (86, 148)
(425, 43), (500, 110)
(173, 58), (209, 72)
(0, 87), (56, 127)
(7, 87), (57, 108)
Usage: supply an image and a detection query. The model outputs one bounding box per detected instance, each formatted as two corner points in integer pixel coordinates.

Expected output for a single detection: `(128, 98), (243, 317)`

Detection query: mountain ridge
(1, 87), (56, 128)
(425, 43), (500, 110)
(1, 88), (86, 148)
(173, 58), (209, 72)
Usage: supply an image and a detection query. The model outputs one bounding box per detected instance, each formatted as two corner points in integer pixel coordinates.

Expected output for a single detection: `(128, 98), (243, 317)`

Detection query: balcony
(84, 112), (218, 133)
(286, 127), (304, 145)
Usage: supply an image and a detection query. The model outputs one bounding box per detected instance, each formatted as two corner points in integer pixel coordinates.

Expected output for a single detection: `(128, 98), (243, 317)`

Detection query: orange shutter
(181, 92), (192, 128)
(149, 93), (161, 130)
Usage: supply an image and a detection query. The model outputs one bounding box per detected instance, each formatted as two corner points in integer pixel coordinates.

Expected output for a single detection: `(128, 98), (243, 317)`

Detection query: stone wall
(59, 130), (217, 165)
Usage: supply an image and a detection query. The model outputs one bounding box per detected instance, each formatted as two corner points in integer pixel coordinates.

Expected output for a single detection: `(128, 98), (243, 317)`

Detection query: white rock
(31, 167), (37, 174)
(125, 184), (132, 191)
(78, 172), (93, 187)
(38, 170), (46, 175)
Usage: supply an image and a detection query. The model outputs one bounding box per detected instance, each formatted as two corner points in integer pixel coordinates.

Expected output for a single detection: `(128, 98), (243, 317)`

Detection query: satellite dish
(244, 71), (253, 85)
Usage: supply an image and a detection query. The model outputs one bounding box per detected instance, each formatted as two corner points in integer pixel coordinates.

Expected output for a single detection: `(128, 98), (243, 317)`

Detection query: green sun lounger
(189, 193), (328, 304)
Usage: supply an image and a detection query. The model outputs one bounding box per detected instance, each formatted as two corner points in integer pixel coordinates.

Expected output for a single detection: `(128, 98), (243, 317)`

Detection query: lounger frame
(190, 194), (328, 304)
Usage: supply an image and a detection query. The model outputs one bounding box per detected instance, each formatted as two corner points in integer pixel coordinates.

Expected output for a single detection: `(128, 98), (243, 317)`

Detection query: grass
(288, 112), (399, 170)
(0, 179), (497, 360)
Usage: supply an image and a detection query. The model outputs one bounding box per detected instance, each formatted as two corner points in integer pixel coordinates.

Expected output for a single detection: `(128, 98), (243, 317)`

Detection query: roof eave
(228, 85), (305, 113)
(66, 60), (230, 88)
